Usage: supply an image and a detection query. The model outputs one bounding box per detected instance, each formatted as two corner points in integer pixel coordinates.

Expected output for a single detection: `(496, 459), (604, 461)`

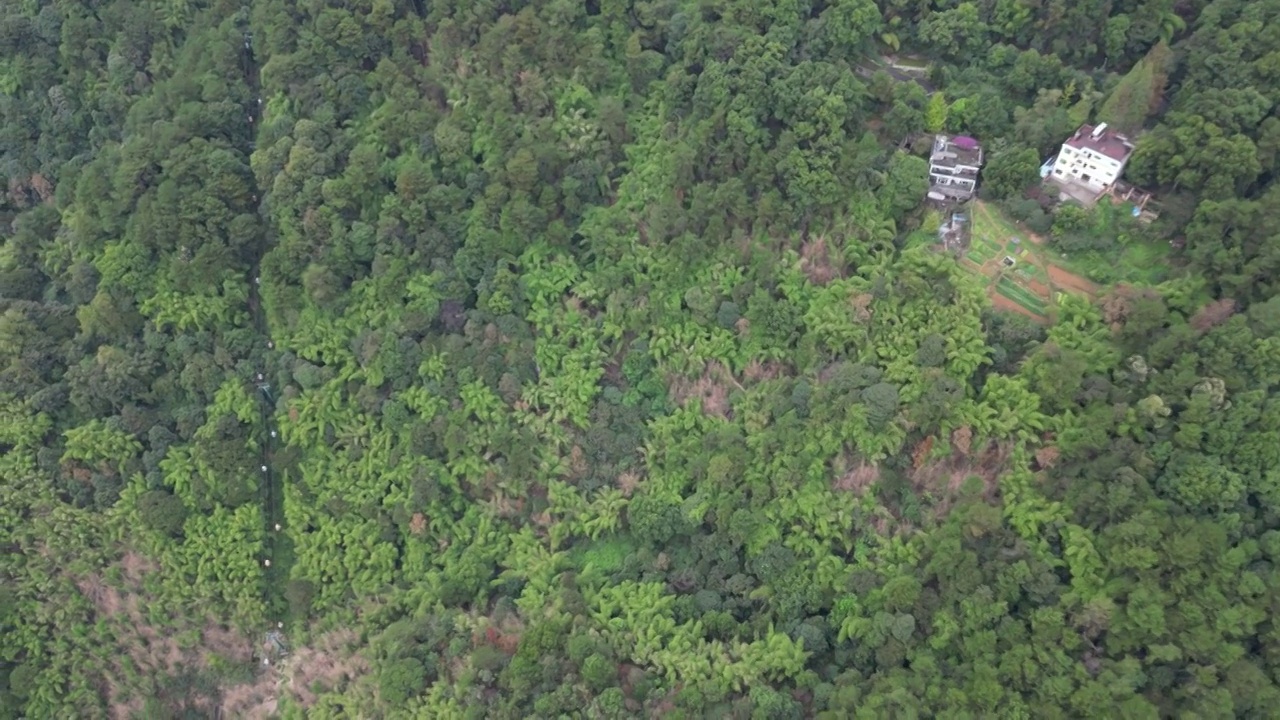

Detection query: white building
(927, 135), (983, 202)
(1049, 123), (1135, 196)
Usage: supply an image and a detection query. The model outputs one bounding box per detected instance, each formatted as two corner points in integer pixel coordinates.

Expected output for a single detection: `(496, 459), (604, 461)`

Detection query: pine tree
(1097, 42), (1172, 133)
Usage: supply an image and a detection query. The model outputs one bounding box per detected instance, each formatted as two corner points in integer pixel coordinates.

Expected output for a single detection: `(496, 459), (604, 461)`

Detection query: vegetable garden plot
(965, 236), (1002, 265)
(1014, 263), (1049, 285)
(996, 276), (1048, 316)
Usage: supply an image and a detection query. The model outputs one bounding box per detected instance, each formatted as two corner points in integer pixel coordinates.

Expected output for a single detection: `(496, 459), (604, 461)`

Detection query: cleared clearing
(952, 202), (1098, 322)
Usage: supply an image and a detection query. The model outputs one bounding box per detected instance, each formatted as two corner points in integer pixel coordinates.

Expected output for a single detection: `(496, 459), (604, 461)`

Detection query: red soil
(1047, 264), (1098, 296)
(987, 288), (1048, 323)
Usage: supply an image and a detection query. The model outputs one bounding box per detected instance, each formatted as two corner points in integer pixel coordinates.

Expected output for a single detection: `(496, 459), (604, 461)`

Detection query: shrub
(581, 653), (616, 691)
(379, 657), (426, 705)
(1051, 204), (1092, 237)
(137, 490), (187, 537)
(285, 579), (316, 618)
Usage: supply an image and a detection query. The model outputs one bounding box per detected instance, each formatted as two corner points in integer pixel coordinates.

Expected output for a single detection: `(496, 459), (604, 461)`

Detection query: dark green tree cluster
(2, 1), (271, 715)
(1124, 0), (1280, 302)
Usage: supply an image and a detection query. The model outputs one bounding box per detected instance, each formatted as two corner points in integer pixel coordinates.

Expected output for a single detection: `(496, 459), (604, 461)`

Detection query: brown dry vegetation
(829, 448), (881, 496)
(616, 469), (644, 497)
(73, 552), (256, 719)
(668, 361), (742, 419)
(283, 630), (369, 708)
(1099, 284), (1164, 331)
(220, 685), (279, 720)
(1034, 445), (1061, 470)
(912, 436), (935, 470)
(741, 358), (787, 385)
(221, 629), (370, 718)
(1190, 297), (1237, 333)
(409, 512), (428, 535)
(849, 292), (874, 322)
(1100, 284), (1177, 333)
(868, 509), (897, 537)
(832, 459), (880, 495)
(1100, 286), (1136, 329)
(96, 570), (309, 715)
(567, 444), (589, 480)
(799, 235), (845, 286)
(120, 550), (157, 580)
(910, 437), (1011, 517)
(486, 492), (526, 519)
(7, 173), (54, 206)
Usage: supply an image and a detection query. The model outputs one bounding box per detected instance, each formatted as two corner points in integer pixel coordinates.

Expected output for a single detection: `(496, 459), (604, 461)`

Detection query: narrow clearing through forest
(238, 26), (291, 635)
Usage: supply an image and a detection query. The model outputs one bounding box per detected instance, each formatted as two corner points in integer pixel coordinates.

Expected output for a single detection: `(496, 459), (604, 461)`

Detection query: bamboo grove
(4, 0), (1280, 717)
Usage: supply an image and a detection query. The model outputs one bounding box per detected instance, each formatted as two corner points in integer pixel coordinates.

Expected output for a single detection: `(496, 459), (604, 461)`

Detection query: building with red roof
(1047, 123), (1136, 199)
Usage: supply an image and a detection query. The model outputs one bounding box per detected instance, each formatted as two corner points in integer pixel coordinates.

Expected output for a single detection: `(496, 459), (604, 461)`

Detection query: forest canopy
(4, 0), (1280, 717)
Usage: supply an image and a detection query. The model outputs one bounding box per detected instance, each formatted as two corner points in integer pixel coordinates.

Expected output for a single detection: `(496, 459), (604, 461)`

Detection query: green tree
(918, 4), (988, 60)
(137, 490), (188, 537)
(982, 146), (1041, 200)
(880, 153), (929, 219)
(815, 0), (882, 62)
(925, 93), (948, 133)
(1013, 89), (1078, 156)
(379, 658), (427, 705)
(1127, 113), (1262, 199)
(862, 383), (901, 428)
(582, 653), (616, 691)
(1097, 42), (1171, 133)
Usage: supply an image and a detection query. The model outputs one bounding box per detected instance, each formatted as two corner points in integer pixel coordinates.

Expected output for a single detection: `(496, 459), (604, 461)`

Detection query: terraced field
(965, 235), (1002, 265)
(996, 276), (1048, 316)
(949, 202), (1098, 323)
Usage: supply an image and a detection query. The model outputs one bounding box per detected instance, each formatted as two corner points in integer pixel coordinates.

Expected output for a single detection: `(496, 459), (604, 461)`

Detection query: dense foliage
(3, 0), (1280, 717)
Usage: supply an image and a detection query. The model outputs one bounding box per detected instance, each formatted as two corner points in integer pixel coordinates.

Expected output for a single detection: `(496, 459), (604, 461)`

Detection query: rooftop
(1063, 123), (1134, 162)
(931, 134), (983, 168)
(928, 184), (974, 200)
(1045, 175), (1104, 207)
(932, 164), (978, 177)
